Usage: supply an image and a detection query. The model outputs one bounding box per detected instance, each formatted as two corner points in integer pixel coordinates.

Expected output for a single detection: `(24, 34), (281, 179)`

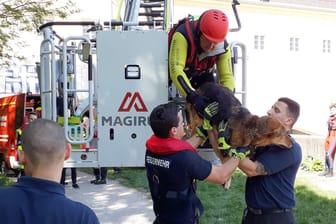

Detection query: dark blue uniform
(145, 135), (212, 224)
(242, 140), (302, 224)
(0, 176), (99, 224)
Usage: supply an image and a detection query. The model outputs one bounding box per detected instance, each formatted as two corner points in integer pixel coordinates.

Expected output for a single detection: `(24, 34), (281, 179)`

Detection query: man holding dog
(145, 102), (241, 224)
(169, 9), (235, 119)
(238, 97), (302, 224)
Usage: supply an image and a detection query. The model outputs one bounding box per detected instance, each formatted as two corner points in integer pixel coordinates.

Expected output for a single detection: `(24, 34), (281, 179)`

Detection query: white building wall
(173, 0), (336, 135)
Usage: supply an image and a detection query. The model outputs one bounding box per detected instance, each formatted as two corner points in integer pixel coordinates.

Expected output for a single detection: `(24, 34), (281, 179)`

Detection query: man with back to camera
(0, 119), (100, 224)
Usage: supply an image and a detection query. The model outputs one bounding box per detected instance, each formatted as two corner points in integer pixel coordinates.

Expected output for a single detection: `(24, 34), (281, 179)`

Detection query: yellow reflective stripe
(0, 102), (16, 106)
(57, 116), (81, 126)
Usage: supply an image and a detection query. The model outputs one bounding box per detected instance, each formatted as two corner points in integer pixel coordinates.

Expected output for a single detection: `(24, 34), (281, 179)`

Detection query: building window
(290, 37), (299, 52)
(323, 40), (331, 53)
(254, 35), (265, 50)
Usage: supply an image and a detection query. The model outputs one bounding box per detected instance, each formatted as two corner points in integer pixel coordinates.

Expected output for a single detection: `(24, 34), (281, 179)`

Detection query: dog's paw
(222, 177), (232, 190)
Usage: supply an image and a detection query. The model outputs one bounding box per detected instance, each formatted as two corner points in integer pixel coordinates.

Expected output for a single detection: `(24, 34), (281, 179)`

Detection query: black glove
(203, 101), (219, 121)
(186, 91), (210, 119)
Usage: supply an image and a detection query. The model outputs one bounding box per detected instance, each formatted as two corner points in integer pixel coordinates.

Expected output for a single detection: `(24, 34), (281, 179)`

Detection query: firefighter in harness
(169, 9), (235, 119)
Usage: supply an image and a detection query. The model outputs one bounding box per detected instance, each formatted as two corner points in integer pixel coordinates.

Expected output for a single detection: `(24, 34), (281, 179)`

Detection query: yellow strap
(57, 116), (81, 126)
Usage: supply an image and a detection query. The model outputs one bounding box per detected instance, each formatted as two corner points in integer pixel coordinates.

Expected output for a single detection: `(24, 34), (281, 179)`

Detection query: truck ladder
(122, 0), (172, 30)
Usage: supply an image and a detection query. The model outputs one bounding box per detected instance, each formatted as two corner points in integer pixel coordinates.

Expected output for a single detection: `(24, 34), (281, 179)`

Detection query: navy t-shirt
(245, 140), (302, 209)
(145, 149), (212, 223)
(0, 176), (99, 224)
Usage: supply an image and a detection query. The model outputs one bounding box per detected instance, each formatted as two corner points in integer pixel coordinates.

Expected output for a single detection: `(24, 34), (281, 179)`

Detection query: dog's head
(227, 115), (292, 149)
(254, 115), (293, 148)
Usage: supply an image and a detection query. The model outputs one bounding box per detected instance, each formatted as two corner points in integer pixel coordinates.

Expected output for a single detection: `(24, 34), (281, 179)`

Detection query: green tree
(0, 0), (79, 66)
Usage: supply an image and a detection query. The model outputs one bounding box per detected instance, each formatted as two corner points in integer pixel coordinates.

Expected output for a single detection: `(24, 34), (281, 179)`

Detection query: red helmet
(199, 9), (229, 42)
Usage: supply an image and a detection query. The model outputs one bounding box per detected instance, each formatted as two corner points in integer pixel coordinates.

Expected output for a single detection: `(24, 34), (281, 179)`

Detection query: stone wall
(292, 135), (325, 162)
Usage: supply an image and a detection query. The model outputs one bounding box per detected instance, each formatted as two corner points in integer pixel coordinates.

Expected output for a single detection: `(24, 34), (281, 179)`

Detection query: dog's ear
(185, 102), (203, 136)
(254, 116), (292, 148)
(255, 116), (282, 136)
(256, 116), (273, 134)
(227, 115), (258, 147)
(257, 116), (285, 134)
(245, 115), (259, 128)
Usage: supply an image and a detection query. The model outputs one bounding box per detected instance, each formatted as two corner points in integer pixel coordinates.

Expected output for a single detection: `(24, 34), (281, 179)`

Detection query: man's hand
(230, 148), (250, 160)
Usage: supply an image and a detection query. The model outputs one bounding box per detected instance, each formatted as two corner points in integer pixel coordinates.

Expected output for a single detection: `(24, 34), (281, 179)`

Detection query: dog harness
(216, 120), (256, 158)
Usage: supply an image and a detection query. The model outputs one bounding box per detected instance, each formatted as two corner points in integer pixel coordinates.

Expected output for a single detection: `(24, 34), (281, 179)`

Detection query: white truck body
(38, 0), (246, 168)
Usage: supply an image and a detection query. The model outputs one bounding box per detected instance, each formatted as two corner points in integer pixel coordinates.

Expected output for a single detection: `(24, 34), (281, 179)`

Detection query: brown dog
(186, 82), (292, 188)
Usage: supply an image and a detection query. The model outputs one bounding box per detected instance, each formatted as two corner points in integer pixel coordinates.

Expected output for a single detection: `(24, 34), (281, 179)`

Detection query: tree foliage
(0, 0), (79, 66)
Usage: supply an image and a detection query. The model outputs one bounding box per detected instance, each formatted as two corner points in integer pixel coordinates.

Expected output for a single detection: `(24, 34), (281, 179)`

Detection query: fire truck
(0, 93), (40, 175)
(37, 0), (246, 168)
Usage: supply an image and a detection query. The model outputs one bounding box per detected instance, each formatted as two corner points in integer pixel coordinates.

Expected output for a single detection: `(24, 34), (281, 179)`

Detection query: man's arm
(186, 134), (204, 148)
(216, 47), (235, 92)
(205, 157), (240, 185)
(238, 158), (268, 177)
(169, 32), (194, 97)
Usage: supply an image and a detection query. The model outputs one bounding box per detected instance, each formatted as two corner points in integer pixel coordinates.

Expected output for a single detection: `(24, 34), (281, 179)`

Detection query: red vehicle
(0, 93), (40, 175)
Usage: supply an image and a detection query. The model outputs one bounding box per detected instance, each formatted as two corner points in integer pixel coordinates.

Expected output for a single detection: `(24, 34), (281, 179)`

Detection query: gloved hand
(218, 120), (231, 151)
(186, 92), (210, 119)
(202, 118), (212, 130)
(203, 101), (219, 120)
(229, 147), (250, 160)
(195, 125), (208, 141)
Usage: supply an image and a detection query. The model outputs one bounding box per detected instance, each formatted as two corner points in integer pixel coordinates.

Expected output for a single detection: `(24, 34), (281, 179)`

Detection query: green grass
(105, 168), (336, 224)
(0, 175), (14, 186)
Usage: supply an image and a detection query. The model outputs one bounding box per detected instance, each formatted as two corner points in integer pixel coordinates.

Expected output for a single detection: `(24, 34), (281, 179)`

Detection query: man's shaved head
(22, 119), (67, 168)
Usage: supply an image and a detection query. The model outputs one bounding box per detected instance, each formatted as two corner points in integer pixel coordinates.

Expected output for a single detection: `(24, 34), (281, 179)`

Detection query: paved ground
(297, 169), (336, 192)
(64, 171), (155, 224)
